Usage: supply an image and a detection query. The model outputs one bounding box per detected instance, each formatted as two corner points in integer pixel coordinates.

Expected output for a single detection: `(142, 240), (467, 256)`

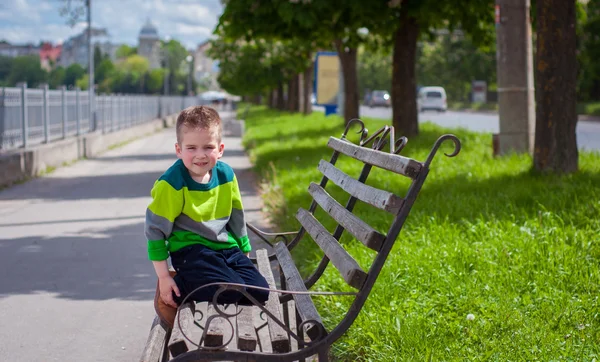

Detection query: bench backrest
(289, 119), (460, 341)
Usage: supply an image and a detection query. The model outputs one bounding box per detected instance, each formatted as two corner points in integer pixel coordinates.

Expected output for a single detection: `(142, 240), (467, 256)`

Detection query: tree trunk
(287, 75), (299, 112)
(269, 89), (276, 108)
(334, 40), (359, 124)
(391, 8), (419, 137)
(533, 0), (578, 173)
(303, 62), (313, 115)
(277, 81), (285, 110)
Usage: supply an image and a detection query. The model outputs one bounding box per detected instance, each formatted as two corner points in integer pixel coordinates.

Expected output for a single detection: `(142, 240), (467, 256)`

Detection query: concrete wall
(0, 114), (179, 189)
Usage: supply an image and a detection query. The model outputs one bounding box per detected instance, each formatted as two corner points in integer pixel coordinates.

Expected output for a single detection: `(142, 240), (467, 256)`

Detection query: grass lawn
(239, 105), (600, 361)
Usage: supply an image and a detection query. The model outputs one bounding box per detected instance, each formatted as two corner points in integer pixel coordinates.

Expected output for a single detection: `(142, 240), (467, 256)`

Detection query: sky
(0, 0), (225, 50)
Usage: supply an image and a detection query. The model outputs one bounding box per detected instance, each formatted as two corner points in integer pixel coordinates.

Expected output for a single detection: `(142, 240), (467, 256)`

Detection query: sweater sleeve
(227, 175), (251, 253)
(145, 179), (184, 261)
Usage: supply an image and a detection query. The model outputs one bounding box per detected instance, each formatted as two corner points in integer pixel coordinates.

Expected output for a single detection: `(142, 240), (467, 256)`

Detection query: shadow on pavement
(0, 161), (259, 202)
(0, 221), (156, 301)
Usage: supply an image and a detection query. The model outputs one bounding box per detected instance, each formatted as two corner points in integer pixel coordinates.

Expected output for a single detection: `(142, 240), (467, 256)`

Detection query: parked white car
(418, 86), (447, 112)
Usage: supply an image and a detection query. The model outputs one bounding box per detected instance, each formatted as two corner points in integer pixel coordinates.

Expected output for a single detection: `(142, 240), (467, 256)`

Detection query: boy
(145, 105), (269, 327)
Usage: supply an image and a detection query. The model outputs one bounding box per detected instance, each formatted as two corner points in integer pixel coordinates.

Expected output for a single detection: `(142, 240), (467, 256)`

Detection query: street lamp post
(87, 0), (95, 131)
(163, 35), (171, 96)
(186, 55), (193, 96)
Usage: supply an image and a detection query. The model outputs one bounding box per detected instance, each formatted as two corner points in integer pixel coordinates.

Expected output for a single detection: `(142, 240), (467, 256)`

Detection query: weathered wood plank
(256, 249), (291, 353)
(237, 305), (258, 351)
(204, 303), (224, 348)
(253, 305), (272, 353)
(308, 182), (386, 251)
(167, 303), (196, 357)
(274, 242), (325, 341)
(328, 136), (422, 178)
(139, 315), (169, 362)
(296, 208), (368, 289)
(317, 160), (404, 213)
(222, 304), (237, 351)
(287, 299), (298, 352)
(167, 302), (196, 357)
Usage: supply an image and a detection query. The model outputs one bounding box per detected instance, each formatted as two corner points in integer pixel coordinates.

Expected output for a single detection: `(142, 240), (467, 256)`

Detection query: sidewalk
(0, 116), (270, 361)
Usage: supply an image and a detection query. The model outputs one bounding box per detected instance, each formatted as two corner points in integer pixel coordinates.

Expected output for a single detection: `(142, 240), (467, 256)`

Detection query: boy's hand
(158, 275), (180, 308)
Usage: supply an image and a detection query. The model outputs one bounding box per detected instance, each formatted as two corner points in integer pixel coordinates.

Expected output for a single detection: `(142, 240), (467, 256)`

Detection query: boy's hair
(176, 105), (222, 144)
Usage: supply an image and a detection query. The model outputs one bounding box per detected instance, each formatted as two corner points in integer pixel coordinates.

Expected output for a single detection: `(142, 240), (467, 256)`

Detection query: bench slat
(296, 208), (368, 289)
(139, 315), (168, 362)
(308, 182), (385, 251)
(236, 305), (257, 351)
(256, 249), (291, 353)
(274, 242), (325, 341)
(317, 160), (404, 213)
(327, 136), (422, 178)
(167, 302), (196, 357)
(204, 304), (224, 347)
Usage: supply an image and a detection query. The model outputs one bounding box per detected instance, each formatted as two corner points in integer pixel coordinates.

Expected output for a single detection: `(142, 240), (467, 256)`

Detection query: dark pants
(170, 244), (269, 306)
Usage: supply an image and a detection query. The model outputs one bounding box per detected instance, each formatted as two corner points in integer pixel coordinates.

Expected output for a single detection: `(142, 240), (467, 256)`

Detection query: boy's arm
(145, 179), (184, 262)
(152, 260), (180, 307)
(228, 175), (251, 253)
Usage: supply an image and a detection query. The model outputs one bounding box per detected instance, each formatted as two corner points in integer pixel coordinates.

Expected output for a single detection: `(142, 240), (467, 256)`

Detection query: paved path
(0, 127), (269, 361)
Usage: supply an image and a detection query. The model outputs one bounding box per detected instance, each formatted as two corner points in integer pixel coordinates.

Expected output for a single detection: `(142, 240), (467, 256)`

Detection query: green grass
(449, 102), (499, 112)
(240, 106), (600, 361)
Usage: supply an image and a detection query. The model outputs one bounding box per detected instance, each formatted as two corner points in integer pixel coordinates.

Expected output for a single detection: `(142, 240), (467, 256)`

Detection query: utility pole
(87, 0), (95, 131)
(494, 0), (535, 155)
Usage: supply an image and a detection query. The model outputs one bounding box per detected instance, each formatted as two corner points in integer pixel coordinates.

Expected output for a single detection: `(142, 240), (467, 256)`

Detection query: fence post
(43, 84), (50, 143)
(110, 94), (114, 132)
(0, 87), (5, 150)
(20, 82), (28, 148)
(75, 87), (81, 136)
(61, 86), (67, 139)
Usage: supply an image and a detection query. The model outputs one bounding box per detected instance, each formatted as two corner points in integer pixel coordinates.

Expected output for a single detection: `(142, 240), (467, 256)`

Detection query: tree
(0, 55), (12, 86)
(578, 0), (600, 101)
(145, 69), (165, 94)
(217, 0), (383, 123)
(533, 0), (578, 173)
(116, 44), (137, 59)
(7, 55), (47, 87)
(416, 33), (497, 102)
(48, 66), (66, 88)
(94, 58), (114, 87)
(357, 47), (393, 102)
(161, 39), (189, 95)
(64, 63), (86, 87)
(368, 0), (495, 136)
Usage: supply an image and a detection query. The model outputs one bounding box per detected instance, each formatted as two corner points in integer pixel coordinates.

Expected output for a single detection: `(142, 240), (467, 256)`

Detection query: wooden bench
(140, 119), (461, 362)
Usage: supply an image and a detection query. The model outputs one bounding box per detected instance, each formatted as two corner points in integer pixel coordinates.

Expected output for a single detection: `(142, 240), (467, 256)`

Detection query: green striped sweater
(144, 159), (250, 261)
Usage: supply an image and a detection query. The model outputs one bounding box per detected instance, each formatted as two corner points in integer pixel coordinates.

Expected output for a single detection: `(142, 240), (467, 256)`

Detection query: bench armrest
(246, 222), (299, 248)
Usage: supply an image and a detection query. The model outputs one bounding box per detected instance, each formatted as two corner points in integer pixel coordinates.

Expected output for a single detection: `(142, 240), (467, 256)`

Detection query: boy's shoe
(153, 271), (178, 328)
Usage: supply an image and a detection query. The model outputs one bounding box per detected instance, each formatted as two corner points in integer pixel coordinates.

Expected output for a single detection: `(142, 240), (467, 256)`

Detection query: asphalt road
(0, 129), (268, 361)
(355, 105), (600, 151)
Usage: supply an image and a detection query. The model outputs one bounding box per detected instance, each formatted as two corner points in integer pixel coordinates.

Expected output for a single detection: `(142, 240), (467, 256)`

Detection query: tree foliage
(417, 33), (496, 102)
(578, 0), (600, 101)
(7, 55), (47, 87)
(207, 35), (312, 97)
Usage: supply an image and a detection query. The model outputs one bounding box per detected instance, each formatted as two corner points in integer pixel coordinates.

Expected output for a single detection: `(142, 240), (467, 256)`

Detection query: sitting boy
(144, 105), (269, 327)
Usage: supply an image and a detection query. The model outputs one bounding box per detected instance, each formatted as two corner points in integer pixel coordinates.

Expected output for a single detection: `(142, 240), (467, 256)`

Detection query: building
(58, 28), (110, 68)
(138, 19), (161, 69)
(0, 41), (39, 58)
(39, 42), (62, 71)
(194, 40), (220, 90)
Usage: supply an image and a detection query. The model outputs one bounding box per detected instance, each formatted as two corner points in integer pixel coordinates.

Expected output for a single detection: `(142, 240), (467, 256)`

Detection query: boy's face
(175, 126), (224, 181)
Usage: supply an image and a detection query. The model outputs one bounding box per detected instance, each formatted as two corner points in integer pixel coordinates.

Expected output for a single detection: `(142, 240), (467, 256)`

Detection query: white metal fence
(0, 84), (210, 151)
